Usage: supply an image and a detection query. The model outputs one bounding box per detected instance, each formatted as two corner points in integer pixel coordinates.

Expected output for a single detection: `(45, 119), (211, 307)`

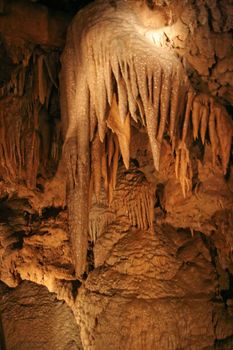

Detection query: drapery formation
(60, 0), (233, 276)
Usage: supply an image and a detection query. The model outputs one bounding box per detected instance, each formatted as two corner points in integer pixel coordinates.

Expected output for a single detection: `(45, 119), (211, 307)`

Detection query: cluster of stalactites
(89, 95), (130, 204)
(175, 93), (233, 196)
(0, 48), (60, 188)
(191, 94), (232, 175)
(89, 89), (233, 201)
(86, 40), (190, 174)
(60, 0), (233, 276)
(63, 0), (232, 202)
(80, 35), (192, 202)
(60, 0), (190, 177)
(0, 49), (58, 107)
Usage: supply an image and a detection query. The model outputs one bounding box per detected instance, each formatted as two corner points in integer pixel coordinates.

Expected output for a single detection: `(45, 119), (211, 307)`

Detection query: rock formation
(0, 281), (82, 350)
(0, 0), (232, 349)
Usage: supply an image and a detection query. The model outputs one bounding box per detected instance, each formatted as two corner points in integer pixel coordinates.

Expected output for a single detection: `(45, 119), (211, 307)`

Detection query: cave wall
(0, 281), (82, 350)
(0, 0), (232, 349)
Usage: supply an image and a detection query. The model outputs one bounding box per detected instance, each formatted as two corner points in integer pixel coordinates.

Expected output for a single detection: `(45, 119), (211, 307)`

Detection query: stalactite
(123, 187), (153, 230)
(120, 60), (138, 123)
(26, 102), (40, 189)
(215, 104), (233, 174)
(145, 66), (161, 171)
(37, 55), (47, 106)
(200, 104), (209, 145)
(175, 90), (194, 196)
(192, 98), (202, 140)
(18, 66), (26, 97)
(51, 119), (62, 163)
(117, 77), (128, 124)
(63, 58), (91, 275)
(95, 64), (108, 141)
(108, 169), (154, 231)
(91, 131), (102, 202)
(44, 53), (59, 89)
(190, 94), (232, 173)
(0, 109), (13, 180)
(157, 69), (171, 143)
(107, 132), (114, 167)
(108, 134), (119, 203)
(107, 94), (131, 170)
(15, 118), (22, 177)
(60, 0), (190, 275)
(169, 67), (181, 150)
(209, 99), (220, 167)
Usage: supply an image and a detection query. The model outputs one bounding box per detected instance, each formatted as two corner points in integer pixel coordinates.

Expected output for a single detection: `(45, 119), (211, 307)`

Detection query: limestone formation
(60, 0), (233, 276)
(0, 0), (232, 349)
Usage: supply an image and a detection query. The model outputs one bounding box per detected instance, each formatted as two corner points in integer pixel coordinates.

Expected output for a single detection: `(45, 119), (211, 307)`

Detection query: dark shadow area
(38, 0), (94, 13)
(0, 310), (6, 350)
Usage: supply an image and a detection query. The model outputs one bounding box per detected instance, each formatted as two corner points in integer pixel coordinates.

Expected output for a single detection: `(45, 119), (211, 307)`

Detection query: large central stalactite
(60, 0), (233, 277)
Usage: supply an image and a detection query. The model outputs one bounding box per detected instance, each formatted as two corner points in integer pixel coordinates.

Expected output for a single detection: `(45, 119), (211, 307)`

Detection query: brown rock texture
(0, 1), (70, 47)
(0, 0), (232, 349)
(74, 166), (233, 349)
(0, 281), (82, 350)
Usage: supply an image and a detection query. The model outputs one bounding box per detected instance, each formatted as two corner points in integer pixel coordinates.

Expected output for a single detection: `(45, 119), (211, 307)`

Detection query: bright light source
(144, 29), (166, 47)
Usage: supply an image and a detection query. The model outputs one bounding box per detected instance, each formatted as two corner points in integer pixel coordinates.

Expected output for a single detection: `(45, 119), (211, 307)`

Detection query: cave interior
(0, 0), (233, 349)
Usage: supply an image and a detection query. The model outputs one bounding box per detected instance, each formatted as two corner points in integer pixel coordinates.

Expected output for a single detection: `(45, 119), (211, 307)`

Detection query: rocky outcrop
(0, 281), (82, 350)
(73, 166), (233, 350)
(76, 227), (216, 349)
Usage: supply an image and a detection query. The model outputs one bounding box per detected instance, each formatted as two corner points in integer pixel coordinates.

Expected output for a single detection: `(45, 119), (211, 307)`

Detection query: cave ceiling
(2, 0), (93, 13)
(40, 0), (93, 12)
